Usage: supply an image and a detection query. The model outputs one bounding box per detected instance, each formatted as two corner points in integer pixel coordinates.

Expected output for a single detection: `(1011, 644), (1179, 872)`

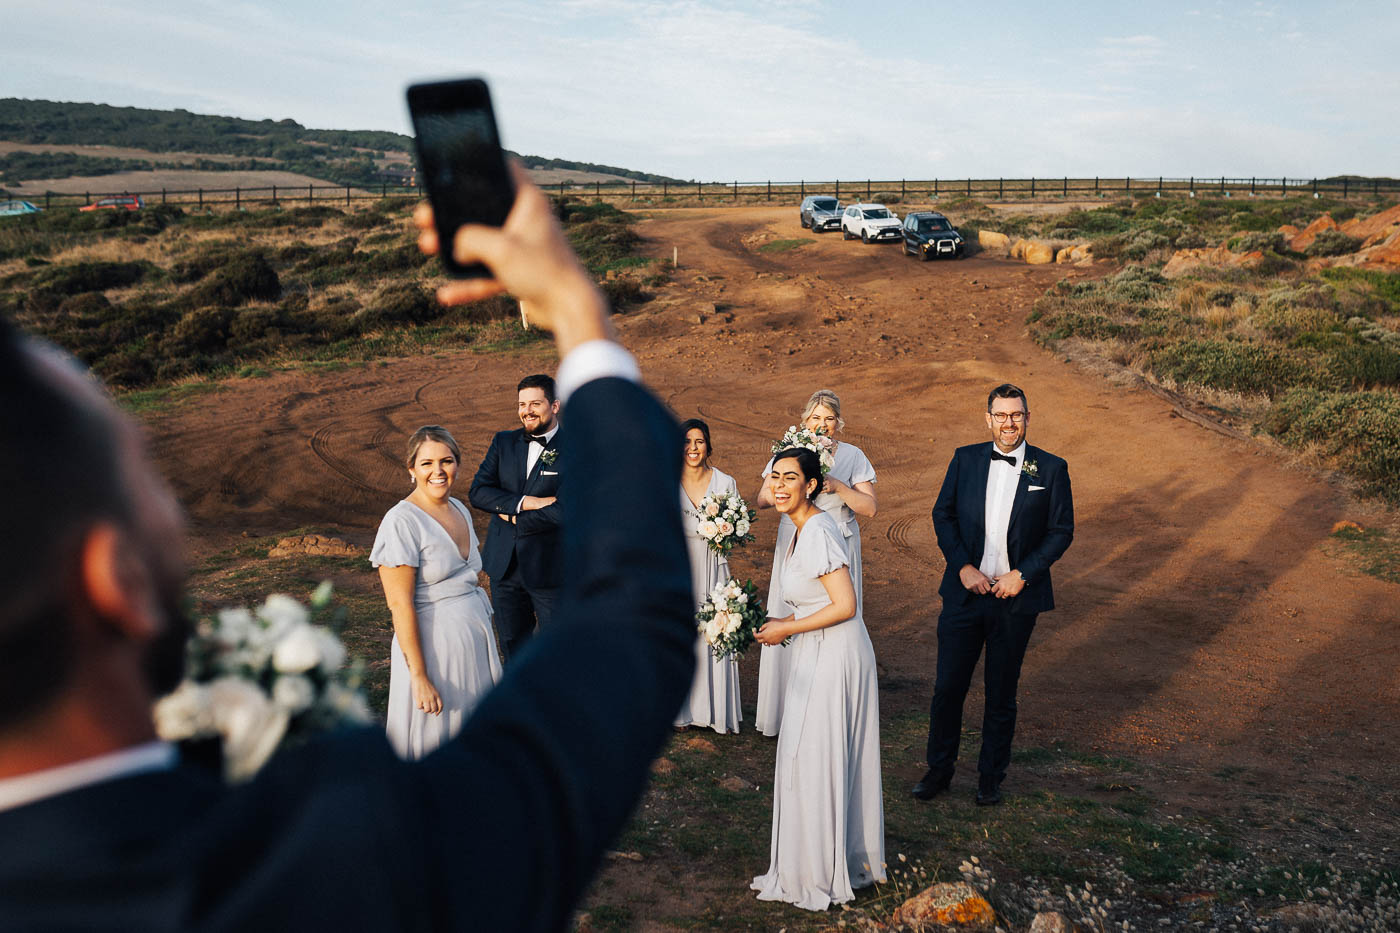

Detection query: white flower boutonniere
(1021, 459), (1039, 480)
(539, 448), (558, 467)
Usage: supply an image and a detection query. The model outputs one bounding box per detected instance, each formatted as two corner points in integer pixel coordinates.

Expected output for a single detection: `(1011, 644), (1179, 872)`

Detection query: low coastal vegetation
(965, 195), (1400, 504)
(0, 196), (657, 389)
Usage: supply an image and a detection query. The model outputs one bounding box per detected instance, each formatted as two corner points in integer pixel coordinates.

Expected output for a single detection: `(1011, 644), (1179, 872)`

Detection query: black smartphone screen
(407, 78), (515, 278)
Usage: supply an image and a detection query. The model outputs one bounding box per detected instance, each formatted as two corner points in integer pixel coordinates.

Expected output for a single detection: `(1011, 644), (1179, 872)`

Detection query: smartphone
(406, 78), (515, 278)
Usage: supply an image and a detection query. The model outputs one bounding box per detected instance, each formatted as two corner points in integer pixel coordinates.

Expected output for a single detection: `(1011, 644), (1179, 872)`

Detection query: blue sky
(4, 0), (1396, 181)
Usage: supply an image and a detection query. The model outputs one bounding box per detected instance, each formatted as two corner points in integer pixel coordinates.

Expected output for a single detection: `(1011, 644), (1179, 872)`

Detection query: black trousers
(489, 571), (558, 664)
(925, 596), (1038, 785)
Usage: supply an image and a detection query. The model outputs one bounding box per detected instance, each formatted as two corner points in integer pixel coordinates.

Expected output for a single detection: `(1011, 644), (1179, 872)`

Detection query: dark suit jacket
(0, 376), (694, 933)
(469, 426), (564, 588)
(931, 441), (1074, 616)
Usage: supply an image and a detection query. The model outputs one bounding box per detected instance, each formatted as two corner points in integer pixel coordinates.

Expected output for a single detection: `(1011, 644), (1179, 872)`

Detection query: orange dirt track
(145, 205), (1398, 835)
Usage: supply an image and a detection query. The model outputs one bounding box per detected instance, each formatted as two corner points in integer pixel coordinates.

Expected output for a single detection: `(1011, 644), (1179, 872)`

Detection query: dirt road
(146, 205), (1399, 838)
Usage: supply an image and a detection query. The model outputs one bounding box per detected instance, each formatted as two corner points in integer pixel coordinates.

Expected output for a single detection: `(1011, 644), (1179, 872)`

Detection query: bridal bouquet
(696, 489), (757, 555)
(153, 582), (372, 782)
(696, 577), (769, 659)
(771, 425), (835, 475)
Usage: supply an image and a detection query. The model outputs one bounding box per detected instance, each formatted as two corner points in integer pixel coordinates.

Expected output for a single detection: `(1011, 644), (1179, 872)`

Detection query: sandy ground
(143, 205), (1399, 842)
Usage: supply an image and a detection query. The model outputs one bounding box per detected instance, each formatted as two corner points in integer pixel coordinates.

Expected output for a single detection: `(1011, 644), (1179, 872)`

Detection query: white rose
(704, 619), (723, 644)
(724, 614), (742, 635)
(214, 608), (255, 647)
(153, 680), (214, 741)
(207, 677), (289, 782)
(705, 501), (721, 517)
(737, 592), (748, 604)
(313, 627), (347, 674)
(258, 594), (308, 641)
(272, 624), (322, 674)
(717, 521), (734, 536)
(737, 521), (750, 535)
(697, 520), (718, 539)
(271, 674), (316, 714)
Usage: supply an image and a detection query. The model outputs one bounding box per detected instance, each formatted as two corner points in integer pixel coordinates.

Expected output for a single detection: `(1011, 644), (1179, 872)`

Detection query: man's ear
(79, 523), (159, 640)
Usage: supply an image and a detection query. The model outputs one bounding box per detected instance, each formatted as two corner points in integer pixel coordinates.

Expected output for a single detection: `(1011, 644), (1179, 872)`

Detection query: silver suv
(799, 195), (843, 233)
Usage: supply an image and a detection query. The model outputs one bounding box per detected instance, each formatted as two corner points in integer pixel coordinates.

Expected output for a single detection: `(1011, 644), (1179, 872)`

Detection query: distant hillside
(0, 98), (686, 188)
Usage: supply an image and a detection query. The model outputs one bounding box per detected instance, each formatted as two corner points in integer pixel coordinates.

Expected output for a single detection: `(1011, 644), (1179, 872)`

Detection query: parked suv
(80, 195), (144, 212)
(901, 211), (965, 260)
(841, 203), (901, 243)
(799, 195), (843, 233)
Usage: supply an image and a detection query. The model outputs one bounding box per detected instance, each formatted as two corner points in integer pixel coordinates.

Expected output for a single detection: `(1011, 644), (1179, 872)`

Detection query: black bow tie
(990, 451), (1017, 467)
(529, 435), (550, 446)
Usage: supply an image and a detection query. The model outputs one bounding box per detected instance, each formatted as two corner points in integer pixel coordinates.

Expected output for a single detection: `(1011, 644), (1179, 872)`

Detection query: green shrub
(1104, 266), (1169, 303)
(1305, 229), (1363, 257)
(1174, 230), (1208, 249)
(568, 219), (641, 273)
(93, 348), (155, 387)
(188, 252), (280, 306)
(1261, 388), (1400, 501)
(1251, 287), (1343, 338)
(165, 306), (236, 355)
(170, 240), (245, 283)
(1123, 231), (1169, 260)
(1324, 342), (1400, 388)
(356, 281), (437, 328)
(1227, 231), (1288, 254)
(600, 276), (647, 308)
(1148, 338), (1309, 395)
(1321, 267), (1400, 314)
(33, 260), (152, 296)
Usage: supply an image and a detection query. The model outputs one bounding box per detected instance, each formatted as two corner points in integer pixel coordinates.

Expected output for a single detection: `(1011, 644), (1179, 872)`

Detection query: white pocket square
(541, 470), (558, 476)
(1028, 485), (1046, 491)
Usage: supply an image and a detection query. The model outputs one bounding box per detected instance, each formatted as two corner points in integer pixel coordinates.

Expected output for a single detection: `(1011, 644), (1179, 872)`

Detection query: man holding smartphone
(0, 161), (695, 932)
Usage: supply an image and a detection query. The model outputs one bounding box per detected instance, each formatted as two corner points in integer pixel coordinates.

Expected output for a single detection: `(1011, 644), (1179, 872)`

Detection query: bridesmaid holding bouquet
(754, 390), (877, 736)
(675, 418), (745, 733)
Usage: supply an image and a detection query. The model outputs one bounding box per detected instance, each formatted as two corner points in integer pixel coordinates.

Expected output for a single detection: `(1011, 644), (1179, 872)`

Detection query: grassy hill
(0, 98), (686, 189)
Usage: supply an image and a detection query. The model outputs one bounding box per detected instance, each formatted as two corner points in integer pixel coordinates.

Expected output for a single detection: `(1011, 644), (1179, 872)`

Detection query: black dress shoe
(975, 781), (1002, 806)
(911, 770), (952, 800)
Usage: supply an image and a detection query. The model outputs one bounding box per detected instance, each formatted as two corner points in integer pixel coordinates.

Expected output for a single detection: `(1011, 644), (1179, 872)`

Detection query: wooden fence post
(1030, 177), (1036, 197)
(835, 179), (840, 199)
(934, 177), (938, 197)
(235, 187), (240, 209)
(900, 178), (905, 198)
(866, 178), (871, 199)
(631, 180), (636, 199)
(767, 180), (771, 201)
(272, 184), (278, 204)
(966, 178), (970, 196)
(308, 183), (313, 203)
(663, 180), (667, 198)
(1094, 177), (1099, 194)
(733, 179), (738, 202)
(800, 180), (804, 198)
(1063, 177), (1067, 196)
(198, 188), (203, 208)
(1343, 178), (1349, 199)
(999, 177), (1003, 198)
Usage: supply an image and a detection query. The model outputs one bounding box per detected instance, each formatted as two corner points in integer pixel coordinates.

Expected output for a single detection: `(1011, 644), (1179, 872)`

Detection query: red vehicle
(80, 195), (144, 212)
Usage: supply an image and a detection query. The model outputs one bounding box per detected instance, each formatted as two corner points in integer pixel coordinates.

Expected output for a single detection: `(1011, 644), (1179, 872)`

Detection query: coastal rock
(978, 230), (1011, 253)
(889, 881), (996, 930)
(1339, 202), (1400, 241)
(1029, 911), (1072, 933)
(1288, 213), (1339, 251)
(1023, 241), (1056, 264)
(1162, 246), (1265, 278)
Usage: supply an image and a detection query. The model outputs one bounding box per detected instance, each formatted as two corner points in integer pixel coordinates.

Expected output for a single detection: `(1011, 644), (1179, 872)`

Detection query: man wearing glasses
(913, 383), (1074, 806)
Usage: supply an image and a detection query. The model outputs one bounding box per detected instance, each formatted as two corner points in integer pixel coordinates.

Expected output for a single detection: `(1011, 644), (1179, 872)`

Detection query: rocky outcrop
(268, 534), (359, 558)
(1162, 246), (1265, 278)
(889, 882), (996, 930)
(1028, 912), (1073, 933)
(1022, 241), (1056, 264)
(1339, 202), (1400, 242)
(978, 230), (1011, 253)
(1323, 227), (1400, 270)
(1055, 244), (1094, 263)
(1287, 213), (1339, 251)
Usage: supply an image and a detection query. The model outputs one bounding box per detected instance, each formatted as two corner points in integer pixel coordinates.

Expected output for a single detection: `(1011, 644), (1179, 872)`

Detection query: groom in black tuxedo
(0, 166), (694, 932)
(914, 383), (1074, 806)
(470, 372), (563, 661)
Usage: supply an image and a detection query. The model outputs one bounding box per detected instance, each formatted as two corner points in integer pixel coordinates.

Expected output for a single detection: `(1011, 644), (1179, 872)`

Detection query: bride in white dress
(754, 389), (877, 736)
(751, 447), (884, 912)
(674, 419), (742, 733)
(372, 425), (502, 760)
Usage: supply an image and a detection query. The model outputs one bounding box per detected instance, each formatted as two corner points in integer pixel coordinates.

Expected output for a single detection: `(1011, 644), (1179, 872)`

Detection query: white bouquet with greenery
(153, 582), (372, 782)
(695, 577), (770, 660)
(696, 489), (757, 555)
(771, 425), (835, 475)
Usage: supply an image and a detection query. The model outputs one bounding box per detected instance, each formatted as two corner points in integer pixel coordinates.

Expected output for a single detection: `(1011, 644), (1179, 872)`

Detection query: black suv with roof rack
(901, 211), (965, 260)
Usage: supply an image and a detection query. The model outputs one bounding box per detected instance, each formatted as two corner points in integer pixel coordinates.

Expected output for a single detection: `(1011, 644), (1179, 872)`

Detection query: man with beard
(470, 372), (564, 661)
(913, 384), (1074, 806)
(0, 165), (694, 931)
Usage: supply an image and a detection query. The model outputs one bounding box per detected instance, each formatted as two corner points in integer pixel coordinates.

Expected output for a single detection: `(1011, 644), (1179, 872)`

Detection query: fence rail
(8, 176), (1399, 211)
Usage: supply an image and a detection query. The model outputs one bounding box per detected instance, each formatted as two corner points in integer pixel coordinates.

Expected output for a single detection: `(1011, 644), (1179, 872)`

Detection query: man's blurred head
(0, 317), (190, 733)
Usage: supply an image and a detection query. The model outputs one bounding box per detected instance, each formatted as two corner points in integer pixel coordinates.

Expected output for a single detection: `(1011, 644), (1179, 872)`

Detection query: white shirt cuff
(555, 340), (640, 405)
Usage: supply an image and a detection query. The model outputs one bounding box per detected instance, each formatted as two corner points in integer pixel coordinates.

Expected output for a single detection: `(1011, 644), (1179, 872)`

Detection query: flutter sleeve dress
(755, 441), (877, 736)
(751, 510), (884, 911)
(674, 468), (743, 733)
(371, 498), (503, 760)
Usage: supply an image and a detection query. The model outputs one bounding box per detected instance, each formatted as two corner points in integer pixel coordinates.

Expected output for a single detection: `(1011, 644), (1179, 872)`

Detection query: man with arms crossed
(471, 371), (564, 661)
(0, 164), (694, 932)
(913, 384), (1074, 806)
